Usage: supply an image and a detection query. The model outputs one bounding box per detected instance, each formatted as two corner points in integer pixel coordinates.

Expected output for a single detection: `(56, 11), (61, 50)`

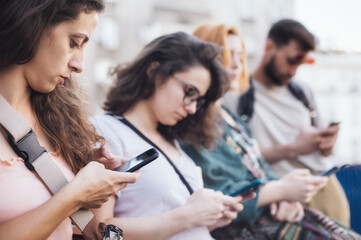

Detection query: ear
(263, 39), (276, 61)
(146, 61), (160, 78)
(265, 39), (276, 53)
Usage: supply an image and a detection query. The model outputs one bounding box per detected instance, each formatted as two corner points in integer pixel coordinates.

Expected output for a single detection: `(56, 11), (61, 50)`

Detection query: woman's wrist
(273, 179), (286, 201)
(259, 180), (285, 206)
(176, 203), (196, 229)
(59, 181), (83, 213)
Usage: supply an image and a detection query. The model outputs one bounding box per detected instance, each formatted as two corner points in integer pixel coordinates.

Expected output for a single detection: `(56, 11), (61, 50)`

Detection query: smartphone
(115, 148), (159, 172)
(319, 166), (340, 176)
(229, 179), (264, 197)
(329, 121), (341, 126)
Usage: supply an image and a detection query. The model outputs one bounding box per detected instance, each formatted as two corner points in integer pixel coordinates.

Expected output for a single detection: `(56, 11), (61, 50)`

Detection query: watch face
(104, 224), (123, 240)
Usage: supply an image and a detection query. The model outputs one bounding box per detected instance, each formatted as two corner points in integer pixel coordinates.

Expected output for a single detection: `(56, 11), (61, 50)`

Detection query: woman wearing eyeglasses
(91, 32), (246, 240)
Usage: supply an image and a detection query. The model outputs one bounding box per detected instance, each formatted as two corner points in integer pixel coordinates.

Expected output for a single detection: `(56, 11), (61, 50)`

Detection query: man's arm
(261, 128), (321, 163)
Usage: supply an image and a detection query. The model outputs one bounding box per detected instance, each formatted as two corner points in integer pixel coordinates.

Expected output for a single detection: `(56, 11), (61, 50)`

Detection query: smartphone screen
(229, 179), (264, 197)
(318, 166), (340, 176)
(115, 148), (159, 172)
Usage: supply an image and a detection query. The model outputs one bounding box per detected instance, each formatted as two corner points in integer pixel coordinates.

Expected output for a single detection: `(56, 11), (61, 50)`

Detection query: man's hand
(319, 125), (339, 157)
(290, 127), (321, 157)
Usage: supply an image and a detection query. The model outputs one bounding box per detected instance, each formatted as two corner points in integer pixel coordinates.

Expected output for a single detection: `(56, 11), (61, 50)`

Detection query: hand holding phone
(320, 122), (340, 156)
(115, 148), (159, 172)
(229, 179), (264, 197)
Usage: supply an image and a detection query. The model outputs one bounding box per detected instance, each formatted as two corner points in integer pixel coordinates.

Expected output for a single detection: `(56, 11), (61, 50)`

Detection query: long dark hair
(0, 0), (105, 173)
(0, 0), (104, 69)
(104, 32), (229, 149)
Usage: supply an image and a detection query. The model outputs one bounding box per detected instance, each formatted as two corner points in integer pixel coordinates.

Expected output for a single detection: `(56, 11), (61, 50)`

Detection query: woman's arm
(0, 161), (139, 240)
(94, 188), (229, 240)
(257, 180), (284, 206)
(94, 196), (195, 240)
(0, 181), (80, 240)
(258, 169), (328, 206)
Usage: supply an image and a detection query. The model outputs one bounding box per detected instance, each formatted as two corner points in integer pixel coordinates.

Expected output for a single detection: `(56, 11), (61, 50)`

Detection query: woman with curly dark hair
(92, 31), (245, 240)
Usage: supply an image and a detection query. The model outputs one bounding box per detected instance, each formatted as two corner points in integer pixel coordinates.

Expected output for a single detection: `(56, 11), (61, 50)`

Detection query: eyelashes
(70, 39), (80, 49)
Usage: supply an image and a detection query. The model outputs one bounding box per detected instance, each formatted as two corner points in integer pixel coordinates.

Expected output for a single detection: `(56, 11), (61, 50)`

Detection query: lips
(176, 113), (186, 121)
(59, 76), (69, 85)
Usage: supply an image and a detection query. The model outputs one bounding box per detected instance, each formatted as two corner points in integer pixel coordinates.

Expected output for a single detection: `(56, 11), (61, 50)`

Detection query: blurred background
(80, 0), (361, 165)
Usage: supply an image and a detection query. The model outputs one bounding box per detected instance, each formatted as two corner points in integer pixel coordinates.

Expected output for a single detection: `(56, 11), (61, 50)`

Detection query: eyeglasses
(173, 74), (206, 111)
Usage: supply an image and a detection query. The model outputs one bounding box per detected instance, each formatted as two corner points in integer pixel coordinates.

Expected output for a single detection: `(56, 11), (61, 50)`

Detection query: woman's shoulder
(91, 114), (149, 156)
(91, 114), (119, 126)
(91, 114), (129, 135)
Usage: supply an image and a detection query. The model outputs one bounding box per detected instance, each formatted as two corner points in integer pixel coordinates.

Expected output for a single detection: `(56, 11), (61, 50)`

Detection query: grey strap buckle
(1, 128), (46, 171)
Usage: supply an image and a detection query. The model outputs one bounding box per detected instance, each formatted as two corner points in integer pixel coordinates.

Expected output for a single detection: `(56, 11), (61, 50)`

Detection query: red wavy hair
(193, 23), (249, 94)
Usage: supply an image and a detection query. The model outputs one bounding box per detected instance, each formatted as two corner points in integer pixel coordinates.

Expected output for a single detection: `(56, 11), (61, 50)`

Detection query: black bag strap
(287, 81), (317, 126)
(238, 78), (255, 122)
(114, 115), (194, 195)
(238, 77), (316, 126)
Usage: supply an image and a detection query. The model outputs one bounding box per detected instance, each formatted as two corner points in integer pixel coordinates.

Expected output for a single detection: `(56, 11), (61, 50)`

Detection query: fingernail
(106, 152), (115, 159)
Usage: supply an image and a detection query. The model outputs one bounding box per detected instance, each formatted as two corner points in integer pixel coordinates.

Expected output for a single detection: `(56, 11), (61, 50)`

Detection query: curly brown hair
(104, 32), (229, 149)
(31, 79), (105, 173)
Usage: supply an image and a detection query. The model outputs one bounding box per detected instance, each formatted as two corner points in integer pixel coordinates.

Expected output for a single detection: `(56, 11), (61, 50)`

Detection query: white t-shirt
(248, 80), (331, 176)
(91, 114), (213, 240)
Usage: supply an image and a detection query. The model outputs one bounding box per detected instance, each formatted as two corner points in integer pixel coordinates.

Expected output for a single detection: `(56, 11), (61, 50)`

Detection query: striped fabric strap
(0, 95), (94, 231)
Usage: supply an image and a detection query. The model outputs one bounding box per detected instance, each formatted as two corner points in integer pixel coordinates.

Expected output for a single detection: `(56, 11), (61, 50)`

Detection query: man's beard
(264, 56), (292, 86)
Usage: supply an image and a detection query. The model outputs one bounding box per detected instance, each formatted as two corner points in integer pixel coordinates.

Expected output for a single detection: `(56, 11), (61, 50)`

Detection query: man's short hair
(268, 19), (315, 51)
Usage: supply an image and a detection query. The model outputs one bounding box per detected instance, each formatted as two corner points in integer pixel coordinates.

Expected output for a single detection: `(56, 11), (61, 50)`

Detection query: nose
(231, 54), (241, 70)
(69, 50), (85, 73)
(184, 101), (197, 115)
(289, 67), (297, 77)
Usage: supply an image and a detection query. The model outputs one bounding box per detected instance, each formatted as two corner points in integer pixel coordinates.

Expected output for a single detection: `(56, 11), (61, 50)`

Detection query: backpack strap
(237, 78), (255, 122)
(0, 95), (121, 239)
(238, 78), (317, 126)
(287, 81), (317, 126)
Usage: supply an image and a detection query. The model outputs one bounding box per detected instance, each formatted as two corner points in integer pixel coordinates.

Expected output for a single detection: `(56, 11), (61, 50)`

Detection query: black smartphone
(329, 121), (341, 127)
(319, 166), (340, 176)
(229, 179), (264, 197)
(115, 148), (159, 172)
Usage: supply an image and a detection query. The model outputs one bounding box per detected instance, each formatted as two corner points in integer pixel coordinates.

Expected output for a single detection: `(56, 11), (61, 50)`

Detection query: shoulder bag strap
(287, 80), (317, 126)
(0, 95), (121, 240)
(238, 76), (255, 122)
(238, 77), (316, 126)
(115, 115), (194, 195)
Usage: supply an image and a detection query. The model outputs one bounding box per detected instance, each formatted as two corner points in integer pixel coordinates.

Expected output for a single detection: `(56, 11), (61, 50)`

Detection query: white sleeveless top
(91, 114), (213, 240)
